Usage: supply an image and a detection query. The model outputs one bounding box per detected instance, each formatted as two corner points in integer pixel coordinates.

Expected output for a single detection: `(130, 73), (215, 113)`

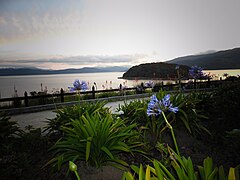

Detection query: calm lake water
(0, 72), (127, 98)
(0, 69), (239, 98)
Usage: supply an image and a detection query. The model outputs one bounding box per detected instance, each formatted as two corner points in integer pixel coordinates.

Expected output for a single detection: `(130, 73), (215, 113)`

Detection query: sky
(0, 0), (240, 70)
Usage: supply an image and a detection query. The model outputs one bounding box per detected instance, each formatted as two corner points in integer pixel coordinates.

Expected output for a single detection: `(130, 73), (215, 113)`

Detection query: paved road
(10, 100), (135, 131)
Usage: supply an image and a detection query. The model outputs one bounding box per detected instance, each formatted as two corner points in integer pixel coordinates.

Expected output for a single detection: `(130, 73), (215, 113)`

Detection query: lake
(0, 72), (128, 98)
(0, 69), (239, 98)
(203, 69), (240, 79)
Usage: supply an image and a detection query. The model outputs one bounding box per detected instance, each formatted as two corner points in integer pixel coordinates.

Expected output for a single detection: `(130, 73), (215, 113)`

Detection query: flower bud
(69, 161), (77, 172)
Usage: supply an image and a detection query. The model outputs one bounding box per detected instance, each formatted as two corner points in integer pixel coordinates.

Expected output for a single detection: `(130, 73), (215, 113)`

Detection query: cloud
(0, 0), (84, 43)
(0, 54), (149, 69)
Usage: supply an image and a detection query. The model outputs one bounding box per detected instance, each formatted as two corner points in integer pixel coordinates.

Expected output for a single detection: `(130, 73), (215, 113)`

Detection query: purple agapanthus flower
(69, 79), (88, 92)
(147, 94), (178, 116)
(189, 65), (208, 80)
(144, 80), (154, 88)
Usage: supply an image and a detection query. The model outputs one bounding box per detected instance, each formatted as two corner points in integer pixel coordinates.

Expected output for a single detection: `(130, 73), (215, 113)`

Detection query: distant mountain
(167, 47), (240, 70)
(0, 66), (129, 76)
(122, 62), (189, 79)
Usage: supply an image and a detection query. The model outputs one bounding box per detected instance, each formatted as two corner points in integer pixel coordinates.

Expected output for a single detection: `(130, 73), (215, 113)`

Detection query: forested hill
(122, 62), (189, 79)
(0, 66), (129, 76)
(167, 47), (240, 70)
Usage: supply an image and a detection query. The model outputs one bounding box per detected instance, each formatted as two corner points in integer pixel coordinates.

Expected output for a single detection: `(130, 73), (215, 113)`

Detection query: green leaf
(122, 172), (134, 180)
(208, 167), (218, 180)
(44, 156), (58, 168)
(203, 157), (213, 178)
(145, 165), (151, 180)
(113, 159), (129, 167)
(139, 164), (143, 180)
(82, 115), (95, 136)
(218, 165), (226, 180)
(198, 166), (204, 179)
(153, 160), (164, 180)
(107, 161), (128, 171)
(180, 116), (192, 134)
(131, 165), (140, 175)
(101, 146), (114, 159)
(149, 166), (157, 176)
(179, 109), (192, 134)
(171, 161), (187, 180)
(86, 136), (92, 161)
(186, 157), (196, 180)
(199, 125), (211, 135)
(172, 152), (187, 173)
(228, 168), (235, 180)
(111, 145), (131, 152)
(57, 155), (64, 171)
(159, 161), (175, 180)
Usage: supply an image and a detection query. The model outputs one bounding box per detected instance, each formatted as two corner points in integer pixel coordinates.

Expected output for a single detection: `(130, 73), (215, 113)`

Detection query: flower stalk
(69, 161), (81, 180)
(161, 111), (180, 155)
(147, 94), (180, 155)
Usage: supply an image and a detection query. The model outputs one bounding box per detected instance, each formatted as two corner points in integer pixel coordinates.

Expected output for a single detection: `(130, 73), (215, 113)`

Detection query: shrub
(116, 100), (162, 146)
(117, 90), (210, 146)
(0, 112), (22, 144)
(43, 101), (110, 135)
(174, 91), (210, 136)
(116, 99), (148, 125)
(205, 81), (240, 132)
(47, 112), (144, 171)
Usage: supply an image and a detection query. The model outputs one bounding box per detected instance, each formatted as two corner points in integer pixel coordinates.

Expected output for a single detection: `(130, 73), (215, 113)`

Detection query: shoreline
(1, 68), (240, 77)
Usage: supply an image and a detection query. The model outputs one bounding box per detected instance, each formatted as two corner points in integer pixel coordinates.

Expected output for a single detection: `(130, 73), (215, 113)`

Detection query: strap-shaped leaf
(186, 157), (196, 180)
(101, 146), (114, 159)
(122, 172), (134, 180)
(228, 168), (235, 180)
(139, 164), (143, 180)
(208, 167), (218, 180)
(198, 166), (204, 179)
(86, 136), (92, 161)
(57, 155), (64, 171)
(218, 165), (226, 180)
(153, 160), (165, 180)
(145, 165), (151, 180)
(172, 161), (187, 180)
(179, 109), (192, 134)
(130, 165), (140, 174)
(113, 158), (129, 167)
(82, 116), (95, 136)
(158, 161), (175, 180)
(203, 157), (213, 178)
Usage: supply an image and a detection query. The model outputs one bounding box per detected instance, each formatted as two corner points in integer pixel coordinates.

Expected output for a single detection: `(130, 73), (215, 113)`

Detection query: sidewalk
(10, 100), (134, 131)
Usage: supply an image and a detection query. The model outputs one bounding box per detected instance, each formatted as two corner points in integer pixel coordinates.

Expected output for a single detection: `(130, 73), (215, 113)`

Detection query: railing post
(92, 85), (95, 99)
(119, 84), (123, 95)
(161, 82), (164, 90)
(218, 77), (222, 87)
(207, 78), (210, 88)
(60, 88), (64, 102)
(141, 82), (144, 94)
(24, 91), (28, 107)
